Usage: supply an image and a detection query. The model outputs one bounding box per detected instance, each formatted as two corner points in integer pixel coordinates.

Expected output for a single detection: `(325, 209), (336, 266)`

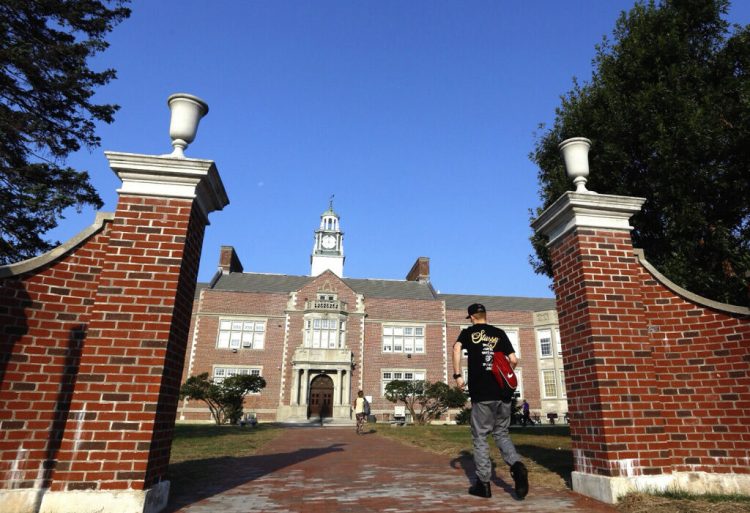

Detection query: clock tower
(311, 199), (345, 276)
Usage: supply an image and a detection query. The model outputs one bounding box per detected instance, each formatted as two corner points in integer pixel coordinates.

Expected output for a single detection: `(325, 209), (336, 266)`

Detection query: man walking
(452, 303), (529, 499)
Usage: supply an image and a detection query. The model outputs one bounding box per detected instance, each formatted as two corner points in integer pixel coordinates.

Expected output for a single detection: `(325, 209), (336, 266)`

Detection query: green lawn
(169, 423), (282, 463)
(374, 424), (572, 490)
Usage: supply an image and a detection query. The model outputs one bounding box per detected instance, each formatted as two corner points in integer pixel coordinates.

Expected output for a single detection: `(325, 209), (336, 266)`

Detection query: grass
(374, 424), (572, 490)
(617, 492), (750, 513)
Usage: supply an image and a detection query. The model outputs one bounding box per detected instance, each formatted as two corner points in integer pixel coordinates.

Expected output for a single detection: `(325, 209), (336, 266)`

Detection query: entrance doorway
(309, 374), (334, 419)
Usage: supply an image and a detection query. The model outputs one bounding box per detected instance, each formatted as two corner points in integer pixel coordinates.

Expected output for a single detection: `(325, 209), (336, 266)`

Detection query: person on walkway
(522, 399), (532, 426)
(353, 390), (367, 435)
(453, 303), (529, 499)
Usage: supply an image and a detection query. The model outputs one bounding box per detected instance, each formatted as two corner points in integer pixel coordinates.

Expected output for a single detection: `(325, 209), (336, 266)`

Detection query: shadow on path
(450, 448), (519, 499)
(164, 443), (345, 512)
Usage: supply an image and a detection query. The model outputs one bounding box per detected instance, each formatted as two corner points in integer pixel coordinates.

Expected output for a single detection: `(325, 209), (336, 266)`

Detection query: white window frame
(382, 324), (426, 354)
(513, 368), (524, 400)
(212, 366), (261, 387)
(555, 328), (562, 356)
(459, 324), (470, 357)
(501, 327), (520, 357)
(381, 369), (426, 396)
(559, 369), (566, 397)
(537, 329), (553, 358)
(542, 369), (557, 398)
(304, 315), (345, 349)
(217, 319), (266, 350)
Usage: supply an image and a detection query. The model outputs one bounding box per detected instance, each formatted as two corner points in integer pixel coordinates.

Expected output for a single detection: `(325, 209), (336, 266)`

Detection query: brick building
(180, 203), (565, 423)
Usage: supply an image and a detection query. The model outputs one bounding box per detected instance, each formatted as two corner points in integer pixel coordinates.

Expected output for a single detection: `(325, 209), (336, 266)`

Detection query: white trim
(32, 481), (170, 513)
(381, 323), (426, 354)
(573, 470), (750, 504)
(634, 249), (750, 315)
(0, 212), (114, 278)
(500, 327), (520, 357)
(105, 151), (228, 221)
(514, 368), (524, 400)
(542, 369), (557, 398)
(441, 301), (448, 383)
(537, 328), (553, 358)
(531, 191), (646, 247)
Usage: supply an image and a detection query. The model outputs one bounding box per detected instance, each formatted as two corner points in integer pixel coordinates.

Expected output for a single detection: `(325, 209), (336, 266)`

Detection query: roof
(211, 272), (312, 294)
(343, 278), (436, 300)
(438, 293), (556, 312)
(204, 272), (555, 311)
(195, 282), (209, 299)
(208, 272), (436, 300)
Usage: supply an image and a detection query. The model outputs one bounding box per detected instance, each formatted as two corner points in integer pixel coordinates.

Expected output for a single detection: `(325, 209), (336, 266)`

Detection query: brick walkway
(165, 425), (620, 513)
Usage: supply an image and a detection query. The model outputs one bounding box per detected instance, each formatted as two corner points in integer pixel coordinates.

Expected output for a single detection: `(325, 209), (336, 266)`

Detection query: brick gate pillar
(532, 138), (750, 503)
(40, 152), (228, 513)
(532, 138), (664, 502)
(532, 191), (657, 501)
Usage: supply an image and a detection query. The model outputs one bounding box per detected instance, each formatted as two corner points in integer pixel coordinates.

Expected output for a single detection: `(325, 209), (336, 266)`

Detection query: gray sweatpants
(470, 400), (521, 482)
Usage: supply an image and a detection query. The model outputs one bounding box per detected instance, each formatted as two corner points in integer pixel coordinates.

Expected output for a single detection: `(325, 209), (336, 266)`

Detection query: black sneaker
(468, 479), (491, 498)
(510, 461), (528, 499)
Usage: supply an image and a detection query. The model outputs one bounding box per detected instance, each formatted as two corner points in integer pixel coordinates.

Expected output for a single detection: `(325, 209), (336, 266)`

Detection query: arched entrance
(308, 374), (334, 419)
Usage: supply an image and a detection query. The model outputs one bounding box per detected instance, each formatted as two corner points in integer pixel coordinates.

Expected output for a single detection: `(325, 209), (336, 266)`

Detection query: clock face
(322, 235), (336, 249)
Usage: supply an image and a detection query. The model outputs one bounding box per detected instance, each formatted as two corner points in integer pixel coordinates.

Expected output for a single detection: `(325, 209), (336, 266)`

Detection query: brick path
(165, 425), (620, 513)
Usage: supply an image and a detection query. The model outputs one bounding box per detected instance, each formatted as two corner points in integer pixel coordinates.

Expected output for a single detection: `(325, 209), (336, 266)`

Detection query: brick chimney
(219, 245), (243, 273)
(406, 257), (430, 283)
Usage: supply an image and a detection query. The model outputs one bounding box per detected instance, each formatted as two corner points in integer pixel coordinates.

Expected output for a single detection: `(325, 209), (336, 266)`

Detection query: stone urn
(558, 137), (592, 193)
(167, 93), (209, 157)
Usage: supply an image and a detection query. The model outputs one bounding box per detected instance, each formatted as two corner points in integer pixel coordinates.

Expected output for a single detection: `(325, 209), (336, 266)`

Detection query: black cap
(466, 303), (486, 319)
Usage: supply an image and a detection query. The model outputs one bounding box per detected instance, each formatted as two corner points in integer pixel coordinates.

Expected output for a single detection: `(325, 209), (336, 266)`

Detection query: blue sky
(50, 1), (750, 298)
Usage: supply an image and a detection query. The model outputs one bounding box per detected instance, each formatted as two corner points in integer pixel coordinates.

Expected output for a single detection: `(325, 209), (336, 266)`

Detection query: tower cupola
(311, 197), (344, 276)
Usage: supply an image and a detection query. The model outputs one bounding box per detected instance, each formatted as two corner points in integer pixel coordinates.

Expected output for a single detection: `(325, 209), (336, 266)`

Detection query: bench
(391, 405), (406, 426)
(547, 412), (558, 425)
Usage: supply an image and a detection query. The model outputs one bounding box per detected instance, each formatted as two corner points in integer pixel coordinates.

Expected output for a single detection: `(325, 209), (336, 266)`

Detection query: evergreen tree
(531, 0), (749, 305)
(0, 0), (130, 263)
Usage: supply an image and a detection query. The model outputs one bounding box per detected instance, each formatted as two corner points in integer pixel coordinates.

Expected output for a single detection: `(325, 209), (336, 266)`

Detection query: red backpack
(492, 352), (518, 391)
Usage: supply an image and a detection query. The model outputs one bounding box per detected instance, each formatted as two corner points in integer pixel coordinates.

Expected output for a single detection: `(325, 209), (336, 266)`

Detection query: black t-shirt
(456, 323), (516, 403)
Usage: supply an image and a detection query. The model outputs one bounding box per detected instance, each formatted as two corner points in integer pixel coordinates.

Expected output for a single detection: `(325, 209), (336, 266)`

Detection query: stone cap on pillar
(105, 151), (229, 222)
(531, 191), (646, 247)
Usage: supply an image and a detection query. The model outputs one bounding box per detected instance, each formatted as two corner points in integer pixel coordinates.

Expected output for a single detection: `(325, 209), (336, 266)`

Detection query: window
(542, 370), (557, 397)
(458, 324), (470, 357)
(504, 328), (520, 357)
(537, 329), (552, 358)
(513, 368), (524, 399)
(555, 328), (562, 356)
(559, 370), (566, 397)
(381, 370), (425, 395)
(382, 325), (425, 354)
(212, 366), (261, 384)
(217, 319), (265, 350)
(304, 317), (345, 348)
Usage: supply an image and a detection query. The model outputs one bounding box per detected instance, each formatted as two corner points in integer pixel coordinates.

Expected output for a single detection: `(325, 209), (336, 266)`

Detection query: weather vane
(329, 194), (334, 210)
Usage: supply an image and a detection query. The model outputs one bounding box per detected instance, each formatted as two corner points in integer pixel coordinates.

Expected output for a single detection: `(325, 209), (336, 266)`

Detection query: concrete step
(276, 416), (357, 427)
